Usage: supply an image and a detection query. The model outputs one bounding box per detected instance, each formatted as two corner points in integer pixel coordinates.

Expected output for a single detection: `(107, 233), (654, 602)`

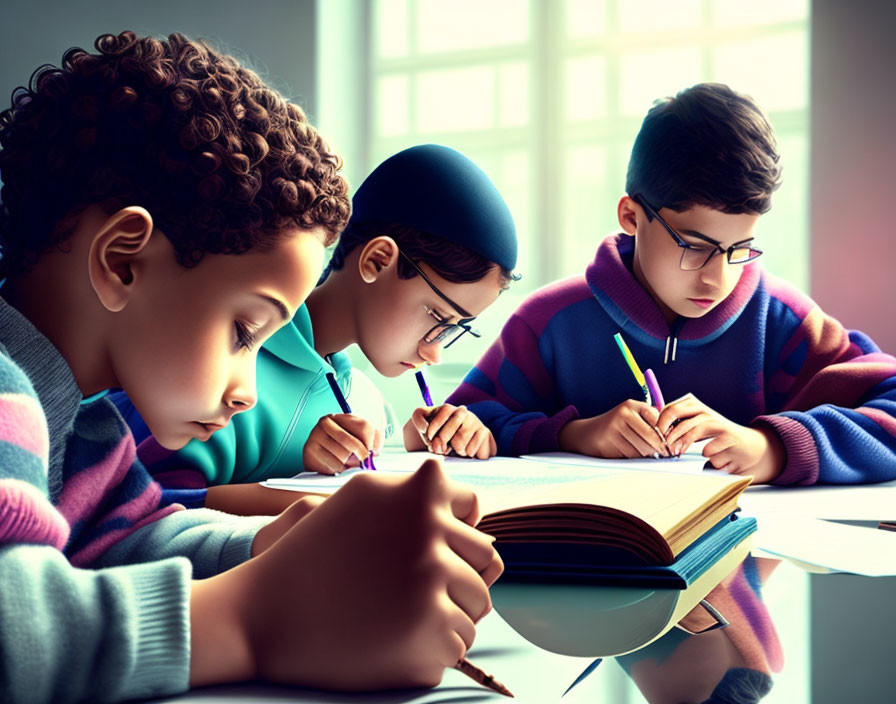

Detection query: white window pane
(713, 0), (808, 27)
(416, 66), (495, 132)
(620, 48), (703, 116)
(566, 55), (607, 121)
(619, 0), (703, 33)
(377, 74), (410, 137)
(757, 132), (808, 289)
(415, 0), (529, 53)
(499, 61), (529, 127)
(564, 145), (611, 276)
(376, 0), (409, 59)
(713, 32), (808, 112)
(565, 0), (607, 39)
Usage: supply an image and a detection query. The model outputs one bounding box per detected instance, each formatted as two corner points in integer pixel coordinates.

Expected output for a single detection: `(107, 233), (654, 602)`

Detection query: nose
(698, 250), (728, 289)
(224, 359), (258, 414)
(418, 338), (443, 366)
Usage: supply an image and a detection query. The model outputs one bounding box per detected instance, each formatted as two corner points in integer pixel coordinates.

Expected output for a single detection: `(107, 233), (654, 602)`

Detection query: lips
(688, 298), (716, 309)
(193, 421), (226, 436)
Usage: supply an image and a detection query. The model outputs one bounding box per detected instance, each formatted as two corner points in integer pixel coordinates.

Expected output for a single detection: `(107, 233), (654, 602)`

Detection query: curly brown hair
(0, 31), (350, 277)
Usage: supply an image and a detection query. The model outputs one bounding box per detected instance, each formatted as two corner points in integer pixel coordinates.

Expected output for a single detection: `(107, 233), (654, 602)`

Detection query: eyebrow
(258, 294), (291, 322)
(678, 228), (755, 249)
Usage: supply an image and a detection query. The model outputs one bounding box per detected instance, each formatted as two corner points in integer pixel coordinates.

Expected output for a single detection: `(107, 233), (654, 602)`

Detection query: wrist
(189, 569), (256, 686)
(403, 417), (426, 451)
(558, 419), (584, 453)
(753, 425), (786, 482)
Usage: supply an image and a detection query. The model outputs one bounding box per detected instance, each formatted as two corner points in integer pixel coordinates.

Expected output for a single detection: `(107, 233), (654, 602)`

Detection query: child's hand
(657, 394), (785, 483)
(558, 399), (669, 458)
(191, 459), (503, 690)
(303, 413), (383, 475)
(406, 404), (497, 459)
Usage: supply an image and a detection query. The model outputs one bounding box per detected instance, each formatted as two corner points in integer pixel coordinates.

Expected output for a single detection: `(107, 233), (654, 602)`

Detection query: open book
(473, 467), (754, 589)
(263, 452), (753, 589)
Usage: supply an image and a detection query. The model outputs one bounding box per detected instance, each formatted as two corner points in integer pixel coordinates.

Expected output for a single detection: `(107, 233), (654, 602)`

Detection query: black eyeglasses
(632, 194), (763, 271)
(398, 249), (481, 348)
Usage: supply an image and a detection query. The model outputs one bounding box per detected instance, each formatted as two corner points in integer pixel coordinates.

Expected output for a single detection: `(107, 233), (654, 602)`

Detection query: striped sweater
(447, 234), (896, 485)
(0, 297), (269, 704)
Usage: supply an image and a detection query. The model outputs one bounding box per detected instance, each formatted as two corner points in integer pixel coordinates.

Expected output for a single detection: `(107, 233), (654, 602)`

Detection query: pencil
(455, 657), (514, 697)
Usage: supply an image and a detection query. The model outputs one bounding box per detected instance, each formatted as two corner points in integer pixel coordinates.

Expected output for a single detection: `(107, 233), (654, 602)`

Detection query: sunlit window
(369, 0), (809, 319)
(325, 0), (809, 416)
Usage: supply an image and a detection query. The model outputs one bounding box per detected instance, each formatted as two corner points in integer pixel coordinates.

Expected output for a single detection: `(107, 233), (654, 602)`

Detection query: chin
(369, 359), (408, 378)
(148, 429), (190, 451)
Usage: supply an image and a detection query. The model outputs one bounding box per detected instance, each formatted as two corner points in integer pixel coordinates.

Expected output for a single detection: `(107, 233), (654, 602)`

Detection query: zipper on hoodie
(664, 317), (685, 365)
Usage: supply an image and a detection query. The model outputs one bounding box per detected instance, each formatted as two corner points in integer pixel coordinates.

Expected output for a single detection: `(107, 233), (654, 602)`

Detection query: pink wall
(811, 0), (896, 352)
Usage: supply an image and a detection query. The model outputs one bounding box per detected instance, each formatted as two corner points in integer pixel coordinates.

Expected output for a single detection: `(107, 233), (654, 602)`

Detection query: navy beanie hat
(349, 144), (518, 271)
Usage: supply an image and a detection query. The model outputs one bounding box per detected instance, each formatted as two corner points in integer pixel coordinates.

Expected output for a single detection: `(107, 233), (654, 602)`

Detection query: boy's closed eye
(234, 321), (259, 351)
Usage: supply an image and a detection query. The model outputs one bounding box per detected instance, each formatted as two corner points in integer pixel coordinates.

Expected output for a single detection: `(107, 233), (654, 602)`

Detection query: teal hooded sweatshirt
(113, 304), (391, 507)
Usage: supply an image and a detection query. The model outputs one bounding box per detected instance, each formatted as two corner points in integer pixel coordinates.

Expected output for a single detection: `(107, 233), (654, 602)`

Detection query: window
(318, 0), (810, 410)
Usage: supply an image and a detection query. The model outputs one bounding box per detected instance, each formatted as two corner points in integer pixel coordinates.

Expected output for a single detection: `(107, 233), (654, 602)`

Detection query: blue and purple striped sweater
(448, 234), (896, 485)
(0, 297), (267, 703)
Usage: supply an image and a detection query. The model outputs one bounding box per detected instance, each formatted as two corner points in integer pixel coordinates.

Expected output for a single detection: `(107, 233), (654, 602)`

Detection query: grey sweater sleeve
(0, 544), (191, 704)
(95, 507), (271, 577)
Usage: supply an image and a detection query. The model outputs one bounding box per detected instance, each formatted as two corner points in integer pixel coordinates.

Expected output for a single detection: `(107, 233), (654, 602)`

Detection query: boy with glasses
(447, 82), (896, 486)
(113, 144), (518, 514)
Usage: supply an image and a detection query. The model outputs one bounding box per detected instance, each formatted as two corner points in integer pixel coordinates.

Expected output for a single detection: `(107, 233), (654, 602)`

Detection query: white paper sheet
(752, 514), (896, 576)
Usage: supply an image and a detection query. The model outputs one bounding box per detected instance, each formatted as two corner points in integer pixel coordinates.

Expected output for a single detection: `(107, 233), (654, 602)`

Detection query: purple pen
(644, 368), (664, 410)
(415, 369), (434, 407)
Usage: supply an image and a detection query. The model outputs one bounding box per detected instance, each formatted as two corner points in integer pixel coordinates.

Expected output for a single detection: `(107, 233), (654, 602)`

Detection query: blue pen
(325, 372), (375, 470)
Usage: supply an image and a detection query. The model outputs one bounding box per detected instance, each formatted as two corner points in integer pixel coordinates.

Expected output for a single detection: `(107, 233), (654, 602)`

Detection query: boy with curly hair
(448, 82), (896, 486)
(0, 31), (501, 703)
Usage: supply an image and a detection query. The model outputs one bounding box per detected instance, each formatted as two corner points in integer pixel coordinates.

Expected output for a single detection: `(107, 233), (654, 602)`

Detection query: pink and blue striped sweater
(447, 234), (896, 485)
(0, 297), (269, 704)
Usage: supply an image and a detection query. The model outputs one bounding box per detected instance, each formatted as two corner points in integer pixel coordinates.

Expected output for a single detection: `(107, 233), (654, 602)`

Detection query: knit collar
(0, 297), (82, 501)
(585, 233), (761, 343)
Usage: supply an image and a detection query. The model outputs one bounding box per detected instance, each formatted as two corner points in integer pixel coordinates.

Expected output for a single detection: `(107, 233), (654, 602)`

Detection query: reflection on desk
(148, 555), (786, 704)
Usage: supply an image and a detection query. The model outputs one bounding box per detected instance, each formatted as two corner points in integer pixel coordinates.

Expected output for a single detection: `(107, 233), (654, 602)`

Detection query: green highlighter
(613, 332), (650, 405)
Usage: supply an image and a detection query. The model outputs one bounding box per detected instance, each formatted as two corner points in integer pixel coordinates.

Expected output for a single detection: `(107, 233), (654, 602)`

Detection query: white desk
(162, 452), (896, 703)
(146, 609), (604, 704)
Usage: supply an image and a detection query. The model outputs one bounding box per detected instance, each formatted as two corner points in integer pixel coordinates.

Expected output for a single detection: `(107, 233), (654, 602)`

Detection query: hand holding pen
(405, 368), (497, 459)
(558, 335), (671, 459)
(614, 333), (672, 458)
(301, 372), (381, 475)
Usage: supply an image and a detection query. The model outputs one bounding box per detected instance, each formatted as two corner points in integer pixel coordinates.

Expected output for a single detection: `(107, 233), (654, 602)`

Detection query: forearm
(206, 482), (317, 516)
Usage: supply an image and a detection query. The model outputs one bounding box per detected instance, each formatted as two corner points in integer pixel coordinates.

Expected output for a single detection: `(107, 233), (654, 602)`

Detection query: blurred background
(1, 4), (894, 700)
(4, 0), (891, 424)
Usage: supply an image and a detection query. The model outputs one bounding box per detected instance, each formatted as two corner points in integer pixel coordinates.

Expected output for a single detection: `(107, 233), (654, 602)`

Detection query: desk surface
(153, 453), (896, 703)
(150, 562), (896, 704)
(147, 608), (604, 704)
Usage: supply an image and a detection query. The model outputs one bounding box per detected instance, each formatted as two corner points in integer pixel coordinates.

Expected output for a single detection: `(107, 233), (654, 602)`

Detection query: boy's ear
(617, 195), (639, 236)
(87, 206), (155, 312)
(357, 236), (399, 283)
